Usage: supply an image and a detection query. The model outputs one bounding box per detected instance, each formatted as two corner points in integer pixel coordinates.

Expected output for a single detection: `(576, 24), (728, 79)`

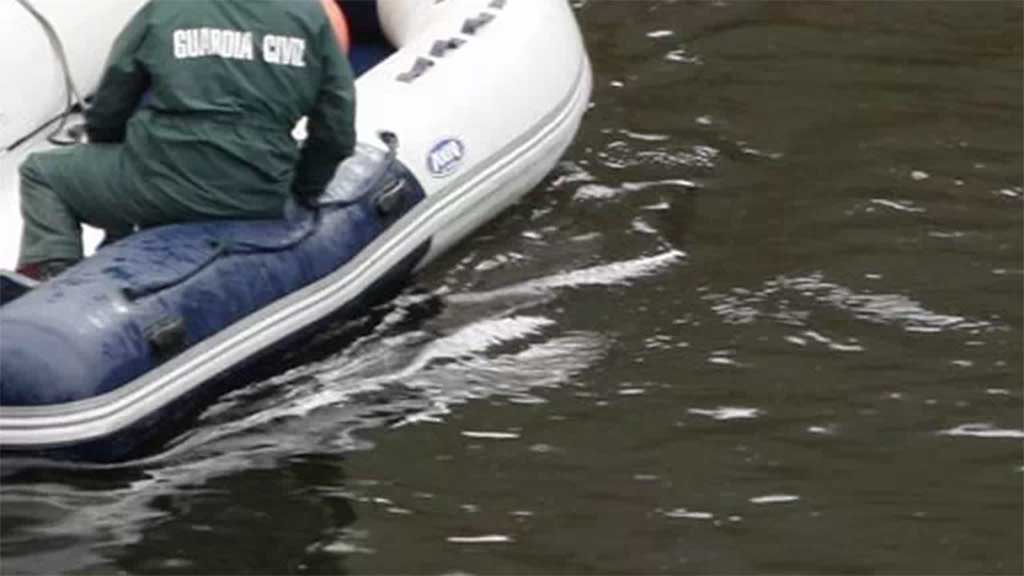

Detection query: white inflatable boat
(0, 0), (592, 459)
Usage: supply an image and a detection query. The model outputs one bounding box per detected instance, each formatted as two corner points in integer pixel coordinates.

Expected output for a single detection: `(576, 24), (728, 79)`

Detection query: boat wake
(0, 250), (682, 574)
(167, 250), (684, 459)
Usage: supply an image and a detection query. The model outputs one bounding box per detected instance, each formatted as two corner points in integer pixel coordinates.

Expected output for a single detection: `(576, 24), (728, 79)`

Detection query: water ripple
(573, 178), (697, 201)
(749, 494), (801, 505)
(778, 273), (994, 333)
(938, 424), (1024, 439)
(661, 507), (714, 520)
(688, 407), (762, 421)
(619, 129), (672, 142)
(446, 535), (513, 544)
(665, 47), (703, 65)
(449, 250), (685, 305)
(597, 140), (718, 170)
(646, 30), (675, 39)
(869, 198), (927, 213)
(0, 306), (609, 569)
(786, 330), (865, 352)
(702, 272), (999, 338)
(184, 316), (603, 444)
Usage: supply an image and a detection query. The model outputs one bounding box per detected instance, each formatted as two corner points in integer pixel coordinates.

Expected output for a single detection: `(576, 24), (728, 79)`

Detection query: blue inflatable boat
(0, 0), (592, 460)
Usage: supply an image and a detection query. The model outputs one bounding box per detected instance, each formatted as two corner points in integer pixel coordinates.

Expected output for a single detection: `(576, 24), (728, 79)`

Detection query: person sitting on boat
(15, 0), (356, 281)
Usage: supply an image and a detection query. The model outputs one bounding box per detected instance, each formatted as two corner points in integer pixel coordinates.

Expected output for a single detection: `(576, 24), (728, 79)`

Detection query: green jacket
(86, 0), (356, 220)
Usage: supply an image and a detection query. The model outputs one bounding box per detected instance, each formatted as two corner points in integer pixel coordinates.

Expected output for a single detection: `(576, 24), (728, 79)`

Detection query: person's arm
(292, 7), (356, 202)
(85, 3), (152, 143)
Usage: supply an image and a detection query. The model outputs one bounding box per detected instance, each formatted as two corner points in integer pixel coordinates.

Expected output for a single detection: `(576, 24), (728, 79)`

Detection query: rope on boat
(10, 0), (88, 149)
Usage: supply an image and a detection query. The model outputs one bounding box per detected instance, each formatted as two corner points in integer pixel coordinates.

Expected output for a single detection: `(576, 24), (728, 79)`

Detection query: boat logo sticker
(427, 138), (465, 177)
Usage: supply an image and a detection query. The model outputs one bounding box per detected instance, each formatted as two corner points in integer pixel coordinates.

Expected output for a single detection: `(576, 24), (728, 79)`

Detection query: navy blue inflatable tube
(0, 150), (425, 412)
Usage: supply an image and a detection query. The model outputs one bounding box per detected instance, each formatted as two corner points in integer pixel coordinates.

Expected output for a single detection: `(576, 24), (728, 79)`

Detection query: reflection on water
(701, 271), (1001, 334)
(777, 273), (997, 333)
(939, 423), (1024, 440)
(2, 1), (1022, 574)
(1, 249), (681, 573)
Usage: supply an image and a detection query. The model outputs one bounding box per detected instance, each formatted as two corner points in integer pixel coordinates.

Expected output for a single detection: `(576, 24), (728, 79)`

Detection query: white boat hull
(0, 0), (592, 456)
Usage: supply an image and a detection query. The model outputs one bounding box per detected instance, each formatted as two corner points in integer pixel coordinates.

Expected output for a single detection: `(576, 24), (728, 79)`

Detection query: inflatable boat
(0, 0), (592, 460)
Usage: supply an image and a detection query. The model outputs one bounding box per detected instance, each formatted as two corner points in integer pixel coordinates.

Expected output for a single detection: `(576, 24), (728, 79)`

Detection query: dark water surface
(2, 1), (1022, 574)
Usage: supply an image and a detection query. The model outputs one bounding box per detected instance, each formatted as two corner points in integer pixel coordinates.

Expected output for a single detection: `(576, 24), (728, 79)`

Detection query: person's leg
(18, 144), (144, 270)
(18, 152), (84, 267)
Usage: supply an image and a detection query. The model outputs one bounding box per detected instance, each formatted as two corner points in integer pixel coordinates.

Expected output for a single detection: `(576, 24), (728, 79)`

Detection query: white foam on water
(446, 535), (513, 544)
(778, 272), (994, 334)
(749, 494), (801, 504)
(688, 407), (762, 421)
(449, 250), (686, 305)
(938, 424), (1024, 439)
(662, 508), (714, 520)
(461, 431), (520, 440)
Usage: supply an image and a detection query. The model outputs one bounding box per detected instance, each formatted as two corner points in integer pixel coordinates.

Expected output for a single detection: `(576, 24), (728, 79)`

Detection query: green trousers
(18, 145), (145, 266)
(17, 143), (284, 267)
